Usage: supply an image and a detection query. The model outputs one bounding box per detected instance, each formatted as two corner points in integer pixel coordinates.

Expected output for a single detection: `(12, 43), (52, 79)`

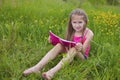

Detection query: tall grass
(0, 0), (120, 80)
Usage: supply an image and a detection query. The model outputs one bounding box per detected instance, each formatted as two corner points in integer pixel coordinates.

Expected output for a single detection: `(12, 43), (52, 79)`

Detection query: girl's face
(71, 15), (85, 32)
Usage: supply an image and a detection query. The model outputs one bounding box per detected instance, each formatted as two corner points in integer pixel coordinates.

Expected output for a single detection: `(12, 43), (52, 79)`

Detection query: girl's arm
(75, 29), (94, 53)
(82, 29), (94, 53)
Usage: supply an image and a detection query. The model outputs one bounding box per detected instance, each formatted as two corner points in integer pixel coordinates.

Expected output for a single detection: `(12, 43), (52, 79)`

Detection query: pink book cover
(49, 31), (76, 47)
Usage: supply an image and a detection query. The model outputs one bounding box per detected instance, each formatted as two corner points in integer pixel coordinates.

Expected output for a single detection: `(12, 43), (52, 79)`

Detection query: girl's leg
(42, 47), (77, 79)
(76, 52), (86, 60)
(23, 43), (65, 76)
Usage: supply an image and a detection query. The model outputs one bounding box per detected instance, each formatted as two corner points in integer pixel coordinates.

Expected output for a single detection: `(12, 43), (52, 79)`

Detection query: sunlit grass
(0, 0), (120, 80)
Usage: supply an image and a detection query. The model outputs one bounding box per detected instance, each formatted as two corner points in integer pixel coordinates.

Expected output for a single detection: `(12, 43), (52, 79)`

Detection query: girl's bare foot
(42, 72), (53, 80)
(23, 66), (40, 76)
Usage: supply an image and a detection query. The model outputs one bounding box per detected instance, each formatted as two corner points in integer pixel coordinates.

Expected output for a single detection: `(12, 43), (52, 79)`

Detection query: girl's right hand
(48, 36), (52, 43)
(75, 43), (83, 52)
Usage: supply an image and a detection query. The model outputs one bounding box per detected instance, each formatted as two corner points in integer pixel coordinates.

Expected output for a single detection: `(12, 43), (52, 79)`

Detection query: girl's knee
(67, 47), (77, 56)
(54, 43), (65, 52)
(64, 48), (77, 62)
(55, 43), (63, 49)
(69, 47), (77, 53)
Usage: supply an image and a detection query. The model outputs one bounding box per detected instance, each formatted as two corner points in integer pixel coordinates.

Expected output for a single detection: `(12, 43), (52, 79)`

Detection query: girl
(23, 8), (94, 80)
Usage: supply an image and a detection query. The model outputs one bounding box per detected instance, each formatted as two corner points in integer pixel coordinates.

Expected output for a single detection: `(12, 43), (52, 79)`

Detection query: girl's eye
(79, 21), (82, 23)
(73, 22), (76, 23)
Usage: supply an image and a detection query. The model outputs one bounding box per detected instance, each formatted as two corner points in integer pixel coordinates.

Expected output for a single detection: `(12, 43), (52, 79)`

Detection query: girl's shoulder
(85, 28), (94, 38)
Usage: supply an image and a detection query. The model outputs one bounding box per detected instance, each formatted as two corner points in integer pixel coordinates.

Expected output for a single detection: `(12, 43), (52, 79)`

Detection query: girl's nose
(75, 23), (80, 26)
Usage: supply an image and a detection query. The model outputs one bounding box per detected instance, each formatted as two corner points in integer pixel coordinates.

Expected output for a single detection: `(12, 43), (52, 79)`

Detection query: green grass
(0, 0), (120, 80)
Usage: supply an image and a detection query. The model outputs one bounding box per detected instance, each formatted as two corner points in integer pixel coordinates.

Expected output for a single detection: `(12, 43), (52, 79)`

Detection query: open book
(49, 31), (76, 47)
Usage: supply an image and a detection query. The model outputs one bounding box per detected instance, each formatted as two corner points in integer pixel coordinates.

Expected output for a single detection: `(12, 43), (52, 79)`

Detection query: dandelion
(93, 10), (119, 37)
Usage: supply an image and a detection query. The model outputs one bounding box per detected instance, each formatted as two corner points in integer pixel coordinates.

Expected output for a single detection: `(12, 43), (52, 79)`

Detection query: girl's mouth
(76, 27), (81, 30)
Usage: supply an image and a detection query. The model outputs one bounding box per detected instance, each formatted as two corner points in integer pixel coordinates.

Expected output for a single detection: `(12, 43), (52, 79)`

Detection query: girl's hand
(48, 36), (52, 43)
(75, 43), (83, 52)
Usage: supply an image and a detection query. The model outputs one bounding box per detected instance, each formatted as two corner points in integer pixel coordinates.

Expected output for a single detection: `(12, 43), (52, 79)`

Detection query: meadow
(0, 0), (120, 80)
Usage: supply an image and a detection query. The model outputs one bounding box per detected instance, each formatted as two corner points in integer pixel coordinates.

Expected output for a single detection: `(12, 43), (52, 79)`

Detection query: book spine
(59, 39), (64, 46)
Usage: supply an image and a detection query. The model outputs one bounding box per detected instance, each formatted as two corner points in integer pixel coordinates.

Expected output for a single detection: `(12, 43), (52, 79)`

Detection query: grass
(0, 0), (120, 80)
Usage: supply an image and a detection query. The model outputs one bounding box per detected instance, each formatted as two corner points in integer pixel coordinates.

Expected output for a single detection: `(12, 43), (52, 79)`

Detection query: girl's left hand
(75, 43), (83, 52)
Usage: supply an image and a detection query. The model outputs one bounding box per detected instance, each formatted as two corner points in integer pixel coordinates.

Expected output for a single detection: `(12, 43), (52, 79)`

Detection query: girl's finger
(65, 47), (69, 52)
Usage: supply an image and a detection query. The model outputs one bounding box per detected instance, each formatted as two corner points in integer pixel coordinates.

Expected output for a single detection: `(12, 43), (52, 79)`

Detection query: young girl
(23, 8), (94, 80)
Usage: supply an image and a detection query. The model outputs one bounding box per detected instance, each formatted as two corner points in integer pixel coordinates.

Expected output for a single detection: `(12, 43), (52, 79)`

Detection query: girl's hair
(65, 8), (88, 41)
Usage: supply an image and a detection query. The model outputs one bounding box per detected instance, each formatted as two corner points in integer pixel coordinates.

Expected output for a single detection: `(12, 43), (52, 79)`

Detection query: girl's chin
(75, 29), (82, 32)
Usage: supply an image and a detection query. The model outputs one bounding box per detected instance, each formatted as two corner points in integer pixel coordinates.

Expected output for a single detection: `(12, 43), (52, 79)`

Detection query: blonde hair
(65, 8), (88, 41)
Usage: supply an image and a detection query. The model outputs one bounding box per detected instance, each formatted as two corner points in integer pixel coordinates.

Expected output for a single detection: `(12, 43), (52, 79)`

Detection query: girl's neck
(74, 31), (83, 37)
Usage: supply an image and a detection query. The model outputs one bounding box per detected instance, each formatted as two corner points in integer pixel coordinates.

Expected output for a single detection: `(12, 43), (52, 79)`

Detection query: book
(49, 31), (76, 47)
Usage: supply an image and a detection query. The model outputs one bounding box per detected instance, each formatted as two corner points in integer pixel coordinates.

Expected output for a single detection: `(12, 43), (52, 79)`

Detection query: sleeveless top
(72, 30), (90, 57)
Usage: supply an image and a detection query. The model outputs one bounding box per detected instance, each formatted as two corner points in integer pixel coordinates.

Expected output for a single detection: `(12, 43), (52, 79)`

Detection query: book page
(49, 31), (76, 47)
(60, 38), (76, 47)
(49, 31), (60, 45)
